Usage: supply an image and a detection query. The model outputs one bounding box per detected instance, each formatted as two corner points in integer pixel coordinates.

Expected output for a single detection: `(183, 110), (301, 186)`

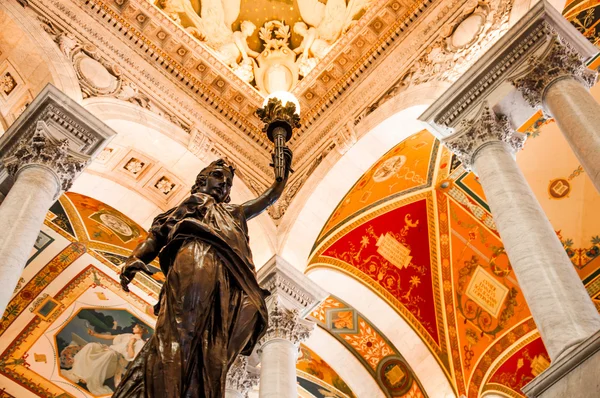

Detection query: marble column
(512, 36), (600, 192)
(255, 256), (326, 398)
(445, 104), (600, 361)
(0, 84), (114, 316)
(0, 130), (85, 314)
(226, 356), (259, 398)
(256, 301), (313, 398)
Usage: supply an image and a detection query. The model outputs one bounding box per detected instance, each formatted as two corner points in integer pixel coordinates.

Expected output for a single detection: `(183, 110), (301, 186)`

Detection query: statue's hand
(120, 257), (148, 292)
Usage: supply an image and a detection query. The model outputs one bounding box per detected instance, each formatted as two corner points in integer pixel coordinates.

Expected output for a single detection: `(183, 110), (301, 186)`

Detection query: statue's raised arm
(242, 146), (293, 220)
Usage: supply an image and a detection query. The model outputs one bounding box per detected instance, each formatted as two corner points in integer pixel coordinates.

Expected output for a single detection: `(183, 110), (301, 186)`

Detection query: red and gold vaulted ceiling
(307, 108), (600, 397)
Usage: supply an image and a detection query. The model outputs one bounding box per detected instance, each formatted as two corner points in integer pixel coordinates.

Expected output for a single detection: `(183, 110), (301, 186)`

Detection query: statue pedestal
(523, 329), (600, 397)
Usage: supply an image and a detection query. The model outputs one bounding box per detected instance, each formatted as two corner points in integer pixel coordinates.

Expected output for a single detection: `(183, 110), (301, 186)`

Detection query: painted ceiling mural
(0, 193), (359, 397)
(309, 295), (428, 398)
(297, 344), (357, 398)
(308, 119), (600, 397)
(318, 129), (438, 240)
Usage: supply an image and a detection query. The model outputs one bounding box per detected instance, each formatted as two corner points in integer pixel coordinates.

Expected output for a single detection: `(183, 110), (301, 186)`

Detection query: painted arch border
(306, 190), (451, 381)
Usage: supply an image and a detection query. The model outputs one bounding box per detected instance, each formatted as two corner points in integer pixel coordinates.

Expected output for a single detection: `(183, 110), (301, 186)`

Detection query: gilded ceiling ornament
(253, 21), (299, 94)
(443, 103), (526, 171)
(511, 34), (598, 112)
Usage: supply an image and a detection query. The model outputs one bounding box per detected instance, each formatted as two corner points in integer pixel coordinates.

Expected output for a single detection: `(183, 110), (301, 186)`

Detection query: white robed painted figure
(62, 324), (147, 395)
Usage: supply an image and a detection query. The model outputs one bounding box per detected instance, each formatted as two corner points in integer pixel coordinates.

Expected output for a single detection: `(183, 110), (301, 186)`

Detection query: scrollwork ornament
(1, 123), (88, 193)
(443, 104), (526, 171)
(512, 34), (598, 111)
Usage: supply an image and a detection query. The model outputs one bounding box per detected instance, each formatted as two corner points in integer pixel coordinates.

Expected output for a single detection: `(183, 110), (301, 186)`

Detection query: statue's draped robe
(113, 193), (268, 398)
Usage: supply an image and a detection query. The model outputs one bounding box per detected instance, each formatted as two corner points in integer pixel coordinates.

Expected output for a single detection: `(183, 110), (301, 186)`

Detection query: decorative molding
(257, 300), (314, 349)
(0, 84), (114, 194)
(37, 15), (192, 133)
(512, 34), (598, 110)
(419, 1), (599, 137)
(257, 255), (328, 317)
(443, 103), (526, 171)
(226, 356), (259, 398)
(333, 121), (358, 155)
(1, 124), (88, 193)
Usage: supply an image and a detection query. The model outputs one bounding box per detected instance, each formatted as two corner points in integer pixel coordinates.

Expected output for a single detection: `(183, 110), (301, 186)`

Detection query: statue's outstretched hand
(120, 257), (149, 292)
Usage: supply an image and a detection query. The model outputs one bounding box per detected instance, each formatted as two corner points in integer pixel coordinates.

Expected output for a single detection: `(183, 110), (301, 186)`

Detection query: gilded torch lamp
(256, 91), (301, 181)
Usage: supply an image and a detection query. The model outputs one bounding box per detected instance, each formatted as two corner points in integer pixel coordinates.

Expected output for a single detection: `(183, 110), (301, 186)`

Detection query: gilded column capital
(512, 35), (597, 110)
(0, 122), (88, 195)
(257, 301), (314, 351)
(443, 103), (526, 171)
(226, 356), (259, 397)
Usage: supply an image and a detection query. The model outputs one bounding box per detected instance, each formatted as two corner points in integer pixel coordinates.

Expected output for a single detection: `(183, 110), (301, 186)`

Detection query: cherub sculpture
(294, 22), (331, 76)
(296, 0), (372, 43)
(158, 0), (242, 49)
(216, 21), (260, 82)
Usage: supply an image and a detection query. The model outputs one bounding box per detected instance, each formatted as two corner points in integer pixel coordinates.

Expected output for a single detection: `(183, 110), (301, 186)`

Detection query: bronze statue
(114, 150), (292, 398)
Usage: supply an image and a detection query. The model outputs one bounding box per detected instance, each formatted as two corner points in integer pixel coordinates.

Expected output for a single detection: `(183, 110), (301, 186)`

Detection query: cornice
(419, 0), (598, 137)
(21, 0), (517, 223)
(27, 0), (275, 185)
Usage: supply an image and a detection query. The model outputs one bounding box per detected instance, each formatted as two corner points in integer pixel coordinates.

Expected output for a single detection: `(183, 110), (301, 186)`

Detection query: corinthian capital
(226, 356), (259, 397)
(257, 301), (314, 350)
(443, 104), (526, 171)
(512, 35), (597, 109)
(1, 123), (88, 194)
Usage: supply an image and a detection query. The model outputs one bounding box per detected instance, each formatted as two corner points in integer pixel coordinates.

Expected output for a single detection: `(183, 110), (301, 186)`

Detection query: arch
(279, 104), (429, 270)
(304, 326), (386, 398)
(78, 98), (277, 267)
(70, 172), (161, 230)
(307, 268), (456, 398)
(0, 2), (81, 102)
(83, 97), (189, 148)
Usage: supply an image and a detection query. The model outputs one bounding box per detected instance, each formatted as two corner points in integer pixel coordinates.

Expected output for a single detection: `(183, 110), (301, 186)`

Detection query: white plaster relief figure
(216, 21), (260, 83)
(294, 22), (331, 77)
(294, 0), (370, 75)
(159, 0), (242, 49)
(297, 0), (371, 43)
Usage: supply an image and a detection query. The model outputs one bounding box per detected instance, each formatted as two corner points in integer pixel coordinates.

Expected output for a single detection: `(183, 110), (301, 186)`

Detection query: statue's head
(192, 158), (236, 203)
(241, 21), (256, 36)
(293, 22), (308, 35)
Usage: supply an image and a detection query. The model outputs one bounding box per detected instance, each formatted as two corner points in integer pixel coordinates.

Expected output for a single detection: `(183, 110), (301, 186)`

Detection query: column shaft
(0, 166), (59, 314)
(259, 338), (298, 398)
(543, 77), (600, 191)
(473, 141), (600, 360)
